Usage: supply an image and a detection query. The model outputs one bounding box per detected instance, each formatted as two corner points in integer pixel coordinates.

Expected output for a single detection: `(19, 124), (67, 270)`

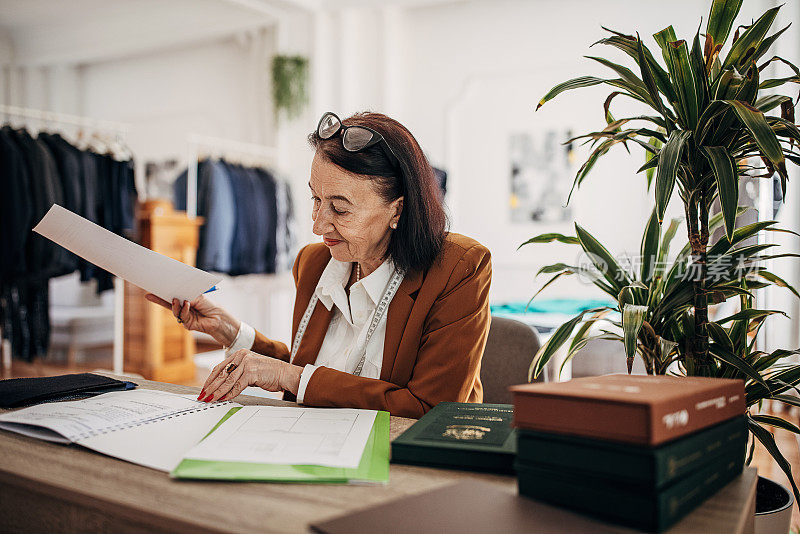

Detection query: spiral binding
(71, 400), (234, 442)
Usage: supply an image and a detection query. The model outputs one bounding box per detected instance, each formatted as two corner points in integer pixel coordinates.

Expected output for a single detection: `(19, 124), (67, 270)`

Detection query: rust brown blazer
(249, 232), (491, 418)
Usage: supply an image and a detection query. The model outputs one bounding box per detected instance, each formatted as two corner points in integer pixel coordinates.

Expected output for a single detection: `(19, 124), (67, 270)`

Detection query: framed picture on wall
(509, 130), (574, 223)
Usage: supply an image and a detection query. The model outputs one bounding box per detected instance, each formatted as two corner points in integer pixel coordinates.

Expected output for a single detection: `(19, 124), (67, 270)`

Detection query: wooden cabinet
(123, 200), (203, 382)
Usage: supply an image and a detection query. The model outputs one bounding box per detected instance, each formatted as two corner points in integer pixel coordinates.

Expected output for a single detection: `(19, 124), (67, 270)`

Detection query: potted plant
(529, 0), (800, 529)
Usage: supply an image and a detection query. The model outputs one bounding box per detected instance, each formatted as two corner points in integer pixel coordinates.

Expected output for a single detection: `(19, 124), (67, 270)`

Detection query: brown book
(509, 374), (744, 446)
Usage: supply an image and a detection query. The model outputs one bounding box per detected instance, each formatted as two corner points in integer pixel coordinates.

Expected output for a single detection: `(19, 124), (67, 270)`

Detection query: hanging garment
(196, 159), (236, 273)
(173, 158), (295, 276)
(227, 162), (258, 275)
(0, 128), (33, 362)
(274, 178), (296, 272)
(0, 124), (136, 361)
(255, 167), (279, 274)
(0, 127), (32, 278)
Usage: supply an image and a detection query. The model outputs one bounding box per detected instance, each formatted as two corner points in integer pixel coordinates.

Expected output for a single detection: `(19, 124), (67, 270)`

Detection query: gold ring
(225, 363), (237, 374)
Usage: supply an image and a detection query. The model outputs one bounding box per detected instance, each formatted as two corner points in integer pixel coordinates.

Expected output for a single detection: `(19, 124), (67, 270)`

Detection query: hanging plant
(272, 55), (309, 120)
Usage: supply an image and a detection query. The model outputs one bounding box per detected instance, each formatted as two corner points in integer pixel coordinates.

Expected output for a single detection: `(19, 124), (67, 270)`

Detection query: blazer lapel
(292, 301), (334, 368)
(380, 269), (424, 381)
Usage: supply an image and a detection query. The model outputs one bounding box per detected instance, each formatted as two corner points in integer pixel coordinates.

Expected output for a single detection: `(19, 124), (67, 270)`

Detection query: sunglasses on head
(317, 112), (401, 171)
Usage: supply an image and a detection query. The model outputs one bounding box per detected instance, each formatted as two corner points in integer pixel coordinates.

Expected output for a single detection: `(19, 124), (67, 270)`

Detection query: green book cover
(517, 447), (744, 532)
(391, 402), (516, 473)
(171, 408), (390, 484)
(517, 416), (746, 489)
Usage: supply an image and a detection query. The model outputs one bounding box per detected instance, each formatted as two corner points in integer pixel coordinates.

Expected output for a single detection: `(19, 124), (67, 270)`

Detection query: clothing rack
(185, 134), (280, 219)
(0, 105), (131, 376)
(0, 105), (130, 135)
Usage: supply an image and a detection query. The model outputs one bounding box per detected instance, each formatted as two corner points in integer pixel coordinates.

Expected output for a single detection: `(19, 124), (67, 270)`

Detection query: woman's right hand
(144, 293), (241, 347)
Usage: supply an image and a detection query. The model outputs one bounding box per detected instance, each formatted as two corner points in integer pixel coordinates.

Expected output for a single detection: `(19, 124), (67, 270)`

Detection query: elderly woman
(147, 112), (491, 418)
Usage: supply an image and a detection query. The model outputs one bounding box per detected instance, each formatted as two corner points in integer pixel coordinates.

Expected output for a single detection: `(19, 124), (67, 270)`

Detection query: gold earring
(391, 222), (398, 229)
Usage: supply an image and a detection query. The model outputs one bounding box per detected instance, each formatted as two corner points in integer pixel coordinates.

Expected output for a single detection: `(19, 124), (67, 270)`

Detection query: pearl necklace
(356, 263), (361, 282)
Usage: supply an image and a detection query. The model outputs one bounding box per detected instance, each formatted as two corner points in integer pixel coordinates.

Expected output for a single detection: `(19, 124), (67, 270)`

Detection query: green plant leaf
(640, 208), (661, 283)
(758, 270), (800, 298)
(536, 263), (577, 275)
(747, 416), (800, 506)
(706, 0), (744, 49)
(594, 31), (677, 103)
(528, 308), (607, 380)
(667, 40), (700, 128)
(529, 271), (574, 303)
(717, 309), (788, 324)
(702, 146), (738, 240)
(751, 414), (800, 435)
(537, 76), (605, 110)
(759, 75), (800, 90)
(755, 94), (792, 113)
(721, 6), (780, 72)
(690, 31), (710, 111)
(575, 223), (632, 290)
(752, 25), (792, 65)
(718, 101), (783, 165)
(707, 220), (776, 257)
(622, 304), (648, 366)
(518, 233), (579, 249)
(636, 36), (667, 123)
(709, 344), (769, 390)
(655, 130), (692, 222)
(653, 26), (678, 66)
(707, 321), (735, 352)
(772, 394), (800, 409)
(658, 217), (682, 260)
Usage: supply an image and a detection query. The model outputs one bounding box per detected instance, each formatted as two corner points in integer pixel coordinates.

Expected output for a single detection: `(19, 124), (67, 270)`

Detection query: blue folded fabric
(491, 298), (615, 316)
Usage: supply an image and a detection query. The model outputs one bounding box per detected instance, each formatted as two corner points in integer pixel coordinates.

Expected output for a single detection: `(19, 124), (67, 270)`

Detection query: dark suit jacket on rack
(249, 232), (491, 418)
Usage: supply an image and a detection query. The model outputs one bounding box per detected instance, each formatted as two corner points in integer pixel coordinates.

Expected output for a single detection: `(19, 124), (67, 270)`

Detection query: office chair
(479, 316), (542, 404)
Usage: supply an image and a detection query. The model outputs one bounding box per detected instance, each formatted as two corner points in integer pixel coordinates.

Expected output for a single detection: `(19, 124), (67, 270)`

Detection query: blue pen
(203, 286), (218, 294)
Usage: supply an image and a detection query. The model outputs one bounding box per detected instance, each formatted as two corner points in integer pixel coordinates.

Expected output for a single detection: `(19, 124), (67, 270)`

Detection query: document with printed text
(33, 204), (221, 302)
(0, 389), (238, 471)
(182, 406), (378, 469)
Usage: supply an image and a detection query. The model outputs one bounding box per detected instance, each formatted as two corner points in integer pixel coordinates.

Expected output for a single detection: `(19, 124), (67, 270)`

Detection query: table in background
(0, 376), (756, 533)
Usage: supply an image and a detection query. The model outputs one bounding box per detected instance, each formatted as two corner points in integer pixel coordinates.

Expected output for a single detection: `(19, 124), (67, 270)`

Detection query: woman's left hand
(198, 350), (303, 402)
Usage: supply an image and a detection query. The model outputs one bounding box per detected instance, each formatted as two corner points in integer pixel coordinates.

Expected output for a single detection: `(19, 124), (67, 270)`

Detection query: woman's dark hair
(308, 111), (448, 274)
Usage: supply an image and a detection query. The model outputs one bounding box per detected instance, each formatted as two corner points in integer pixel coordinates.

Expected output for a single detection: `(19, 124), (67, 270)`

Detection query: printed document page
(33, 204), (221, 302)
(0, 389), (207, 443)
(79, 401), (236, 471)
(182, 406), (378, 469)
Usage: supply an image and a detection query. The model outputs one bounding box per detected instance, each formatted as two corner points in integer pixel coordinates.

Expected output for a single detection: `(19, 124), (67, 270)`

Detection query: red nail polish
(196, 389), (206, 401)
(203, 394), (213, 402)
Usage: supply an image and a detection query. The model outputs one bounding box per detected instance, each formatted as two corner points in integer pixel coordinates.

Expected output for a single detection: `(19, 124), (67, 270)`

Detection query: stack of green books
(510, 374), (748, 532)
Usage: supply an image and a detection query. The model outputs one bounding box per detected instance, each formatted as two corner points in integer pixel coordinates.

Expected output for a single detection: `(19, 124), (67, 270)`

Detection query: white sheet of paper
(0, 389), (209, 442)
(78, 402), (236, 471)
(33, 204), (221, 302)
(182, 406), (377, 469)
(0, 389), (240, 472)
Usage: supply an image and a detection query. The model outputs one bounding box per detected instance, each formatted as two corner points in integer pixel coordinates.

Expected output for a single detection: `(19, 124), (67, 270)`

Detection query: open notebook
(0, 389), (236, 471)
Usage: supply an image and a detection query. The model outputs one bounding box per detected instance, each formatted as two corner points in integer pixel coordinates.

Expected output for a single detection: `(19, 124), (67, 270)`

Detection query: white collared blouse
(227, 256), (396, 403)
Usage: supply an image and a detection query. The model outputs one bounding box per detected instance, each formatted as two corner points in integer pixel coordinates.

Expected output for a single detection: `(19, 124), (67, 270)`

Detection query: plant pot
(755, 476), (794, 534)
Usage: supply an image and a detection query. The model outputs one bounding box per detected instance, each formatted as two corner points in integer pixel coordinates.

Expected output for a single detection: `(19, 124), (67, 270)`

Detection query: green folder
(171, 408), (390, 484)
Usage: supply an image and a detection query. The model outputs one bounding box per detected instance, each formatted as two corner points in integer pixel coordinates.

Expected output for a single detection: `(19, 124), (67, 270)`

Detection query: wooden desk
(0, 377), (756, 533)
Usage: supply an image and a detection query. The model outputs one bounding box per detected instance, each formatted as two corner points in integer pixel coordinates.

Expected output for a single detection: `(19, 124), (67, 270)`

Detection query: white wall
(80, 34), (275, 162)
(391, 0), (777, 304)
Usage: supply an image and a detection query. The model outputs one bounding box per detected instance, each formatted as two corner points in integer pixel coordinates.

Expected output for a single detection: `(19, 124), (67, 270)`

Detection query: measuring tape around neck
(290, 268), (405, 377)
